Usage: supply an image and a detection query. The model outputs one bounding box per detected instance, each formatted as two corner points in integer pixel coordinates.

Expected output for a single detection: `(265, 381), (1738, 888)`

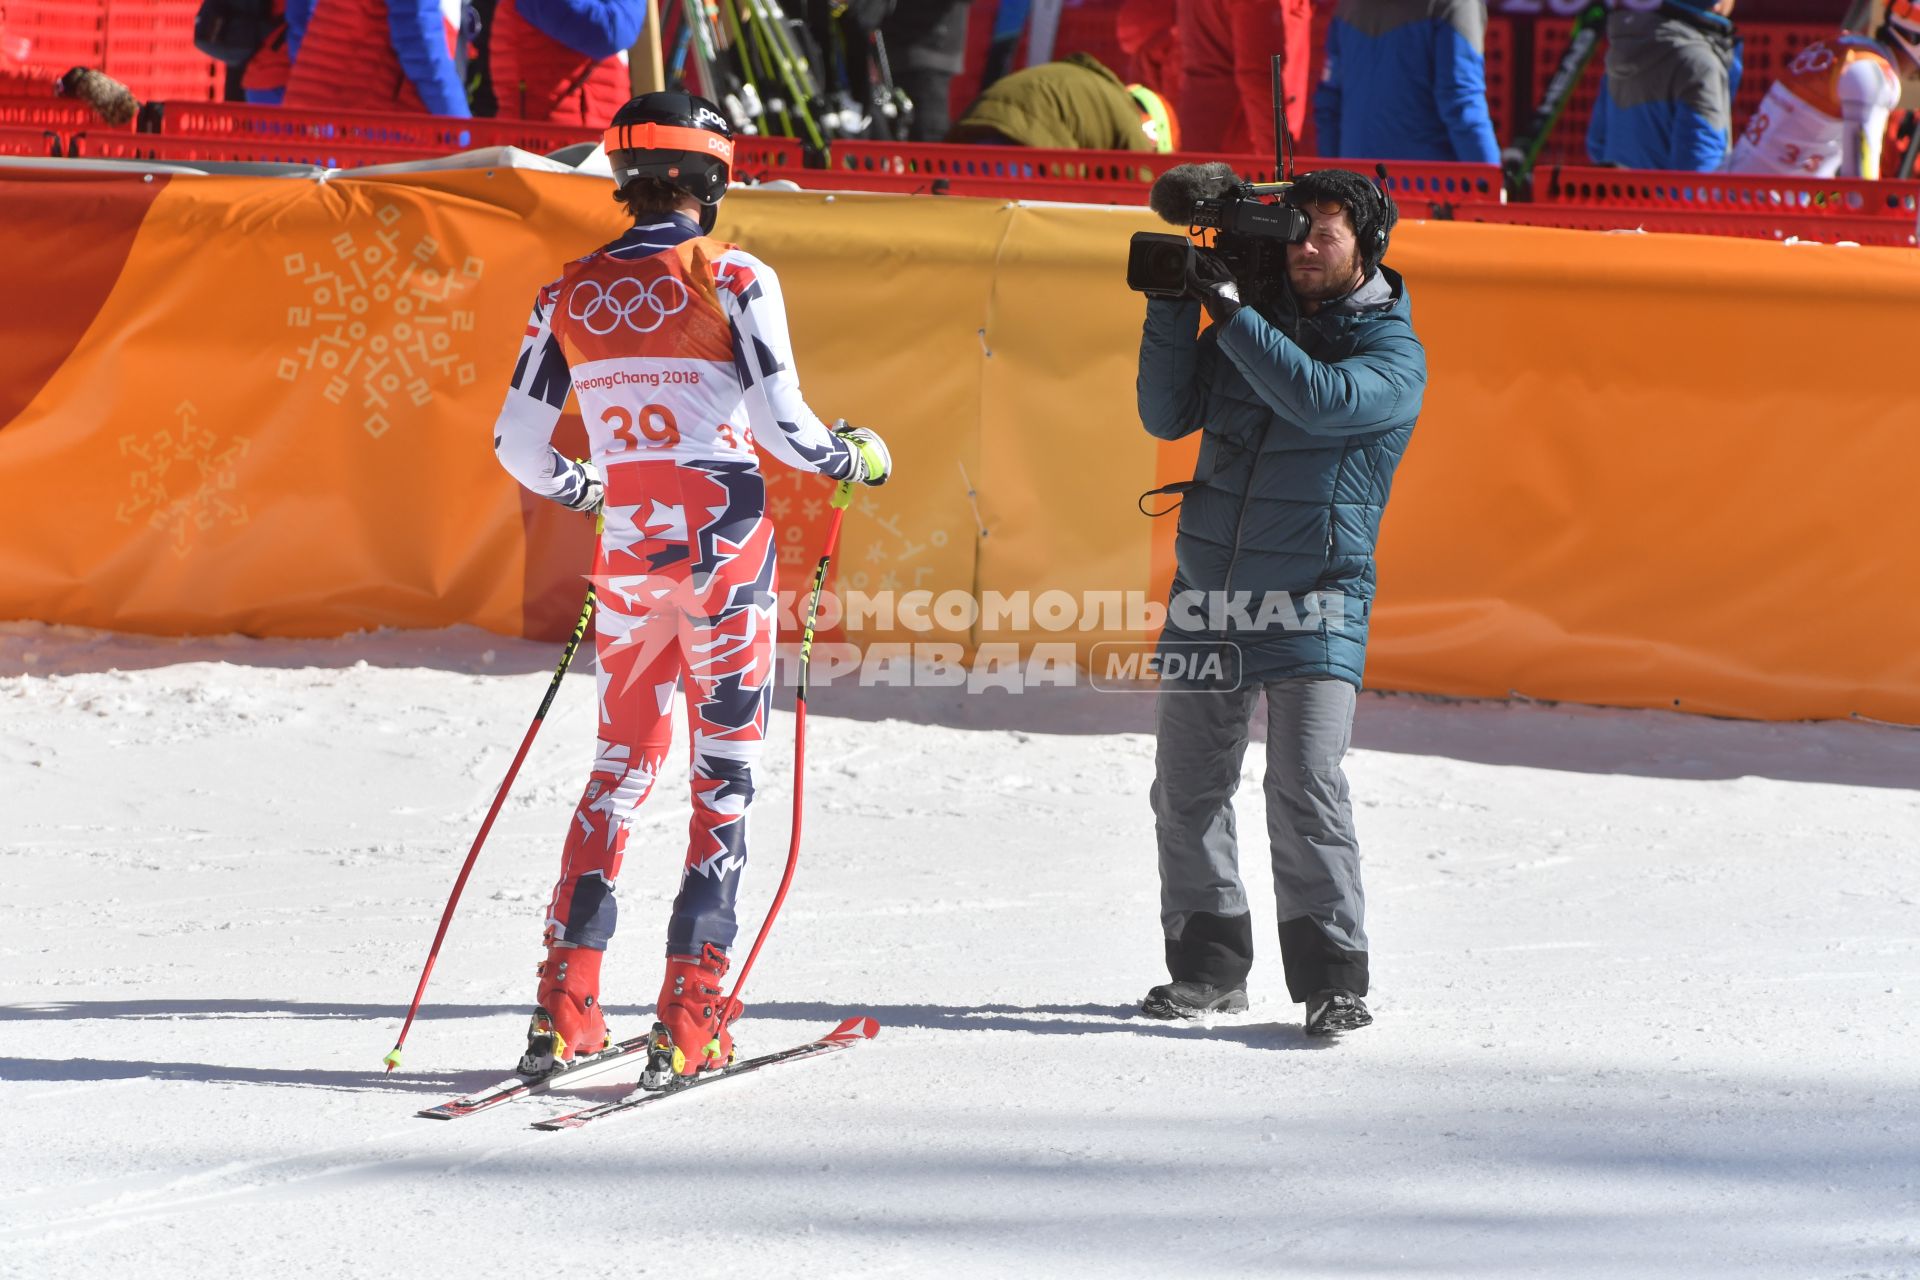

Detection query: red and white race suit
(492, 213), (857, 960)
(1729, 34), (1902, 179)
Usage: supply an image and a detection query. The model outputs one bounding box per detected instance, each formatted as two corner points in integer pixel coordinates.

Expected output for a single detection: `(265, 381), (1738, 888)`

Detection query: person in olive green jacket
(949, 51), (1175, 150)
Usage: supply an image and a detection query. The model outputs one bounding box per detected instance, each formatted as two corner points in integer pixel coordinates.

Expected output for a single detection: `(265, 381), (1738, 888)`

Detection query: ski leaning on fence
(532, 1015), (880, 1131)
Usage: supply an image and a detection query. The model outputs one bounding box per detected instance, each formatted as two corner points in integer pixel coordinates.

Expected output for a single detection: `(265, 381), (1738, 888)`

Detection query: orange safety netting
(3, 169), (1918, 723)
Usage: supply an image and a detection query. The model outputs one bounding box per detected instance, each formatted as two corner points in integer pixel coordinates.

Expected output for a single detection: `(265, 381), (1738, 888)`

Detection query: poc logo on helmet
(567, 274), (691, 336)
(694, 106), (727, 131)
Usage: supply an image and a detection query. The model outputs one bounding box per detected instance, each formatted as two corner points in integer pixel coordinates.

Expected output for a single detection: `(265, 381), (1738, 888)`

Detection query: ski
(415, 1031), (658, 1121)
(1502, 0), (1609, 198)
(531, 1015), (879, 1131)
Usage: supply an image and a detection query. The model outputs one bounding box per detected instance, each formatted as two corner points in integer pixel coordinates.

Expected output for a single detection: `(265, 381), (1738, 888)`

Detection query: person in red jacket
(1117, 0), (1183, 105)
(491, 0), (643, 126)
(240, 1), (293, 104)
(285, 0), (471, 117)
(1176, 0), (1310, 155)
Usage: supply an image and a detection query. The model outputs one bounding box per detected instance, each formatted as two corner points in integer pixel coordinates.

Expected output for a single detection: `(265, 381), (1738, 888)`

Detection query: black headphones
(1360, 168), (1395, 269)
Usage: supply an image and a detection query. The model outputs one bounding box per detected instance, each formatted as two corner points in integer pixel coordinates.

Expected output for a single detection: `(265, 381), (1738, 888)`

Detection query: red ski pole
(383, 585), (597, 1072)
(721, 478), (855, 1017)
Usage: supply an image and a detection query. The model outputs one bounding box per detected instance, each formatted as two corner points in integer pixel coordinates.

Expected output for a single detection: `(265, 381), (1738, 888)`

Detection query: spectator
(1314, 0), (1501, 164)
(1587, 0), (1740, 172)
(1117, 0), (1183, 105)
(241, 16), (292, 105)
(284, 0), (471, 117)
(191, 0), (291, 103)
(1177, 0), (1310, 155)
(490, 0), (642, 125)
(949, 53), (1176, 151)
(881, 0), (971, 142)
(1727, 10), (1920, 178)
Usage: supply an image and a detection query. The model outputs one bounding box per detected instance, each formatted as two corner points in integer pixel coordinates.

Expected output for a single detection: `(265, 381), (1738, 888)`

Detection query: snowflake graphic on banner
(115, 401), (250, 557)
(764, 467), (951, 595)
(276, 202), (483, 439)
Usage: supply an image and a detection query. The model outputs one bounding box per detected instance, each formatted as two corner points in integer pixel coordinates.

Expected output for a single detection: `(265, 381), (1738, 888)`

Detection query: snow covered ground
(2, 622), (1917, 1279)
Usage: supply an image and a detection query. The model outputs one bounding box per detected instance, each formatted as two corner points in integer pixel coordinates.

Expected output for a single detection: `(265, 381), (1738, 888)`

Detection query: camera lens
(1144, 242), (1188, 287)
(1128, 231), (1198, 297)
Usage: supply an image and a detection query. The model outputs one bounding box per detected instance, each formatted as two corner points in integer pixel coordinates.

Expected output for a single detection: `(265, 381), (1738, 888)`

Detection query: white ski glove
(833, 422), (891, 487)
(556, 456), (604, 515)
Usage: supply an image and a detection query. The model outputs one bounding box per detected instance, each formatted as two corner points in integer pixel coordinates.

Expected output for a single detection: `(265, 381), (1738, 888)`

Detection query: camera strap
(1137, 479), (1200, 518)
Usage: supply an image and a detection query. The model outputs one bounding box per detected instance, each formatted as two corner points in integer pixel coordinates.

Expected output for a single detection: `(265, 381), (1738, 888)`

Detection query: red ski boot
(641, 944), (740, 1088)
(519, 944), (609, 1076)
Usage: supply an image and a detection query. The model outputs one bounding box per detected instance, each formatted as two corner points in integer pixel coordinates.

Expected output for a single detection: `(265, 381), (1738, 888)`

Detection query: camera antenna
(1271, 54), (1292, 181)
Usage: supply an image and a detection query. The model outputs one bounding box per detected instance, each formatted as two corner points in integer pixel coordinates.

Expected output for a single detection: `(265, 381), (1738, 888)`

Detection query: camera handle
(1272, 54), (1293, 182)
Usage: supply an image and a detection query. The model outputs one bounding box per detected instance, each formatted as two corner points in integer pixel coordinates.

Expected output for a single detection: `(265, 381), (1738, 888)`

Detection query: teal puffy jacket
(1136, 269), (1426, 687)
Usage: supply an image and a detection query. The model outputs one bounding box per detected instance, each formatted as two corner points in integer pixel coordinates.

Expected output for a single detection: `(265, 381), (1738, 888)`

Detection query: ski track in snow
(2, 623), (1919, 1279)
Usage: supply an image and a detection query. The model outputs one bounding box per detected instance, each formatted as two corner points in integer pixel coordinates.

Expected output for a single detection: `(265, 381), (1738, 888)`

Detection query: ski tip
(383, 1047), (403, 1072)
(829, 1015), (880, 1042)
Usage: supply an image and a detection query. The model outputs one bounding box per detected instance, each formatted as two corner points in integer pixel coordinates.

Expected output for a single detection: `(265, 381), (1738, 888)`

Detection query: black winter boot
(1140, 979), (1250, 1020)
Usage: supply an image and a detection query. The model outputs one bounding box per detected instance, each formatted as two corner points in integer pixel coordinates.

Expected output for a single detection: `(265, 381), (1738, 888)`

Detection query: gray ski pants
(1149, 675), (1369, 1002)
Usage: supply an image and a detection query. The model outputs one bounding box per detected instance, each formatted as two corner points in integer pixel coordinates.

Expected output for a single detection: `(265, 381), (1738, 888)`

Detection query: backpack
(193, 0), (277, 67)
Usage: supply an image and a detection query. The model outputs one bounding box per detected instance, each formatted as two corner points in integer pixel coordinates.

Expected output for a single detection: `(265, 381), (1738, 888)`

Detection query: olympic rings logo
(567, 274), (691, 336)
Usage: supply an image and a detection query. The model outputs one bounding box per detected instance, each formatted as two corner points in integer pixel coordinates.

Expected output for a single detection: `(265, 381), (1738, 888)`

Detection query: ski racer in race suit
(1728, 8), (1920, 179)
(491, 91), (892, 1081)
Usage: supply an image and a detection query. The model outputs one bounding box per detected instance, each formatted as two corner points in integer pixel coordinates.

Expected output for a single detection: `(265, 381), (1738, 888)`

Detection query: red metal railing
(1538, 164), (1920, 220)
(146, 101), (598, 155)
(14, 100), (807, 171)
(821, 140), (1505, 216)
(0, 98), (115, 130)
(68, 129), (428, 168)
(1458, 200), (1916, 246)
(0, 0), (219, 101)
(0, 122), (64, 157)
(12, 96), (1919, 249)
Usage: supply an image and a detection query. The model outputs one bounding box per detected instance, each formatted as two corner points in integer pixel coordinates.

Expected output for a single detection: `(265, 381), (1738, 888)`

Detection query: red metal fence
(1538, 164), (1920, 220)
(1460, 201), (1917, 246)
(0, 0), (218, 101)
(817, 140), (1504, 217)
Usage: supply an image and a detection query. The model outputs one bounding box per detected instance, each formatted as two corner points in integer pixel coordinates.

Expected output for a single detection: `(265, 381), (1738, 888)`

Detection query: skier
(490, 90), (892, 1084)
(1585, 0), (1740, 173)
(1728, 8), (1920, 179)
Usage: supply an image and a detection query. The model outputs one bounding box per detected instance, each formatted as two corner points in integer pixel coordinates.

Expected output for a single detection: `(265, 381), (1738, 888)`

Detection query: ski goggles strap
(602, 122), (736, 168)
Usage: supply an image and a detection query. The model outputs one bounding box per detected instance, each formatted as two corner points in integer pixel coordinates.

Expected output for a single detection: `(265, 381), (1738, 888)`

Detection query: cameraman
(1135, 168), (1426, 1037)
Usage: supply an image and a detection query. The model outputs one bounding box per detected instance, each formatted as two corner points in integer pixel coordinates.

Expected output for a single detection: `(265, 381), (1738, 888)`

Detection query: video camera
(1126, 166), (1309, 301)
(1126, 51), (1311, 307)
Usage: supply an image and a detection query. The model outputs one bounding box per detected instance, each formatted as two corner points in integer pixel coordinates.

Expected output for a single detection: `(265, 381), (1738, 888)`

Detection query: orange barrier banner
(3, 170), (1918, 723)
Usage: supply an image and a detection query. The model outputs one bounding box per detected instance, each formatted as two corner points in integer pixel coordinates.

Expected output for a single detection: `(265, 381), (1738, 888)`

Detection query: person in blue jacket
(1587, 0), (1740, 171)
(1314, 0), (1501, 162)
(1135, 168), (1427, 1038)
(283, 0), (472, 118)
